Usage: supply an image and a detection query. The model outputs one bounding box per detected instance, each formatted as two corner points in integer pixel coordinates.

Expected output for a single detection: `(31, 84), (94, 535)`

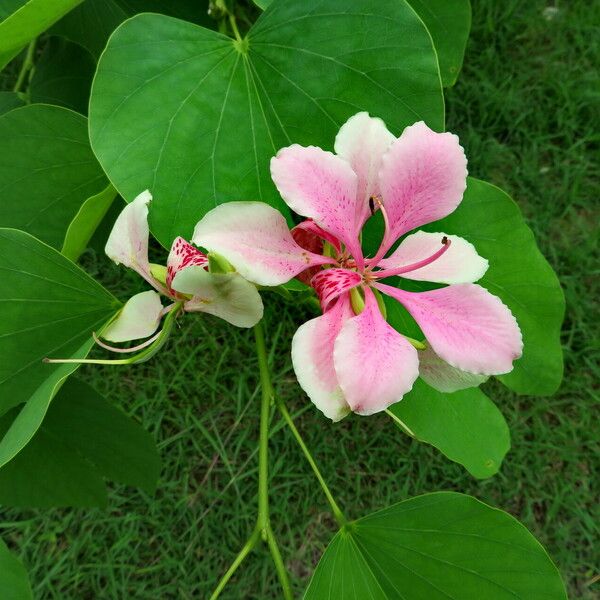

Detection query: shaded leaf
(0, 91), (24, 115)
(0, 538), (32, 600)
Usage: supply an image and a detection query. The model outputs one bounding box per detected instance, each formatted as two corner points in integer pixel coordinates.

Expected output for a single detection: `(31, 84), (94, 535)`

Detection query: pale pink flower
(193, 113), (523, 420)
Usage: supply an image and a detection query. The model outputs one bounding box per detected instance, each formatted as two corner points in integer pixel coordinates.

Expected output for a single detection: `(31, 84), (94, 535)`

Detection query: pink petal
(334, 112), (395, 228)
(101, 290), (163, 343)
(333, 288), (418, 415)
(291, 219), (340, 285)
(192, 202), (332, 287)
(270, 145), (364, 265)
(419, 343), (488, 393)
(311, 268), (362, 312)
(377, 231), (488, 284)
(378, 122), (468, 252)
(166, 236), (208, 292)
(291, 296), (354, 421)
(376, 282), (523, 375)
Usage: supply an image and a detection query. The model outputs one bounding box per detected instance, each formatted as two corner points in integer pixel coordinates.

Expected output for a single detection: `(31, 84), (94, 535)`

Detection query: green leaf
(29, 36), (95, 114)
(0, 229), (119, 464)
(422, 178), (565, 395)
(0, 91), (24, 115)
(0, 0), (83, 70)
(305, 492), (567, 599)
(51, 0), (213, 58)
(407, 0), (471, 86)
(0, 538), (32, 600)
(61, 183), (118, 261)
(0, 378), (160, 507)
(89, 1), (444, 247)
(0, 104), (108, 249)
(389, 379), (510, 478)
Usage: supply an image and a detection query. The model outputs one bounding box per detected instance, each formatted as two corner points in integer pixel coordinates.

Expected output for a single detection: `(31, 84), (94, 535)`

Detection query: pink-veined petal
(377, 231), (488, 284)
(173, 266), (263, 327)
(378, 122), (468, 252)
(419, 343), (489, 393)
(101, 290), (163, 343)
(334, 112), (395, 228)
(270, 145), (364, 266)
(311, 268), (362, 312)
(291, 219), (340, 285)
(166, 236), (208, 292)
(376, 282), (523, 375)
(333, 288), (418, 415)
(172, 266), (263, 328)
(192, 202), (332, 287)
(291, 296), (353, 421)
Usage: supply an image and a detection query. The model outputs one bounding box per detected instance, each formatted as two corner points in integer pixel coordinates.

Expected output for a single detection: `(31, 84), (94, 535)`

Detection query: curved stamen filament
(374, 237), (451, 279)
(92, 330), (163, 353)
(366, 195), (391, 266)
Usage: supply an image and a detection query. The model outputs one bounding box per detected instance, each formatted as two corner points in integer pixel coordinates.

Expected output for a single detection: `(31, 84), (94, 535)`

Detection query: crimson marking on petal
(166, 236), (208, 292)
(311, 268), (362, 312)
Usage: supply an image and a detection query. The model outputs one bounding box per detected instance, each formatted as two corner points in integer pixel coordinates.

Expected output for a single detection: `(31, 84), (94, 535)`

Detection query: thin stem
(208, 526), (261, 600)
(13, 39), (36, 94)
(229, 13), (243, 43)
(266, 527), (293, 600)
(276, 400), (348, 528)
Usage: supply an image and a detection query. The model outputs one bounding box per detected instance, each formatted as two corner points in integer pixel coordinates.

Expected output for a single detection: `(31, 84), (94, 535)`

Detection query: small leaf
(0, 0), (83, 69)
(0, 91), (24, 116)
(0, 538), (32, 600)
(61, 183), (118, 261)
(305, 492), (567, 599)
(0, 104), (109, 249)
(389, 379), (510, 478)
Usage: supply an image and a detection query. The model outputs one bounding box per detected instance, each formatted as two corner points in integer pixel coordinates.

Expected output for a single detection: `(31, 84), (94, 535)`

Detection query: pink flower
(193, 113), (523, 421)
(100, 190), (263, 351)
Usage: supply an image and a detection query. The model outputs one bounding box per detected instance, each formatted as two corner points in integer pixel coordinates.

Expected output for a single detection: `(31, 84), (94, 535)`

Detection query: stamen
(374, 237), (451, 279)
(366, 195), (391, 266)
(92, 330), (162, 353)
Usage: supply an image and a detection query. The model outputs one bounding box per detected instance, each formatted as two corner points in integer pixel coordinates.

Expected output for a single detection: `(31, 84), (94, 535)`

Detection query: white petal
(102, 290), (163, 343)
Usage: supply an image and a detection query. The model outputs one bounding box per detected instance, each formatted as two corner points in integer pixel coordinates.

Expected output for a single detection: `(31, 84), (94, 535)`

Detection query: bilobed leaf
(89, 0), (444, 247)
(407, 0), (471, 86)
(422, 178), (565, 395)
(61, 184), (118, 261)
(0, 0), (83, 69)
(389, 379), (510, 478)
(29, 36), (95, 114)
(0, 91), (24, 115)
(0, 104), (109, 249)
(305, 492), (567, 599)
(0, 229), (119, 465)
(0, 538), (32, 600)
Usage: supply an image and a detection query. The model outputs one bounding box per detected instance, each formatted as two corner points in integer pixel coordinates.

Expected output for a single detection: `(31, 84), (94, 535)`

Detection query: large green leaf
(51, 0), (213, 58)
(0, 538), (32, 600)
(0, 0), (83, 69)
(389, 379), (510, 478)
(305, 492), (567, 599)
(0, 104), (108, 249)
(422, 178), (565, 395)
(0, 229), (119, 463)
(29, 36), (95, 114)
(89, 0), (444, 247)
(0, 378), (160, 507)
(0, 91), (24, 115)
(408, 0), (471, 86)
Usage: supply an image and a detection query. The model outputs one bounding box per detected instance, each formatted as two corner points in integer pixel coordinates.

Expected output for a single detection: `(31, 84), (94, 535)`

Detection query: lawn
(2, 1), (598, 598)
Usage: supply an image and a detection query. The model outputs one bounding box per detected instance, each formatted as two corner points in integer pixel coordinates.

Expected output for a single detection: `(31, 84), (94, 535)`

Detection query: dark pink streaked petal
(166, 236), (208, 292)
(311, 268), (362, 312)
(291, 219), (341, 285)
(376, 282), (523, 375)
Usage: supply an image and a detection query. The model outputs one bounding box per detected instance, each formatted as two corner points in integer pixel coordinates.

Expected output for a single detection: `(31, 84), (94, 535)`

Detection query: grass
(2, 0), (599, 598)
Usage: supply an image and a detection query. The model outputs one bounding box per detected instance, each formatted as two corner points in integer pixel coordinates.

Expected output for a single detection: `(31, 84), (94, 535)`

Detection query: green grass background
(2, 1), (599, 598)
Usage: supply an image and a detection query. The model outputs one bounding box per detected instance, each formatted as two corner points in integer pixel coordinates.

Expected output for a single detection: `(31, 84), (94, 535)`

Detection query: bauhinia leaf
(0, 538), (32, 600)
(0, 91), (24, 116)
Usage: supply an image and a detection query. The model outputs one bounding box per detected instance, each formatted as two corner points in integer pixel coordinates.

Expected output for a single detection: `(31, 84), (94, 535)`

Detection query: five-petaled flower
(97, 190), (263, 352)
(192, 112), (523, 421)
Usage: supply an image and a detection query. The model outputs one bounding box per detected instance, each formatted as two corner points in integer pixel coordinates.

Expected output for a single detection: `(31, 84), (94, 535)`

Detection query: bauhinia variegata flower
(192, 113), (523, 421)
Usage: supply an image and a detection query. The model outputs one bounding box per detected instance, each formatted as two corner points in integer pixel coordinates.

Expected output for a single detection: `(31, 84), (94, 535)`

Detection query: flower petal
(172, 266), (263, 328)
(291, 296), (353, 421)
(101, 290), (163, 343)
(419, 343), (489, 393)
(378, 122), (468, 250)
(376, 282), (523, 375)
(378, 231), (489, 284)
(192, 202), (331, 286)
(291, 219), (340, 285)
(270, 144), (364, 265)
(311, 268), (362, 312)
(333, 288), (418, 415)
(334, 112), (395, 228)
(166, 236), (208, 292)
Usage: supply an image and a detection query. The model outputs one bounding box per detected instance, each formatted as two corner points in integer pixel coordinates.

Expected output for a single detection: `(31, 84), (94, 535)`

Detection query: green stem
(276, 400), (348, 528)
(13, 39), (36, 94)
(208, 526), (261, 600)
(266, 526), (293, 600)
(229, 13), (243, 43)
